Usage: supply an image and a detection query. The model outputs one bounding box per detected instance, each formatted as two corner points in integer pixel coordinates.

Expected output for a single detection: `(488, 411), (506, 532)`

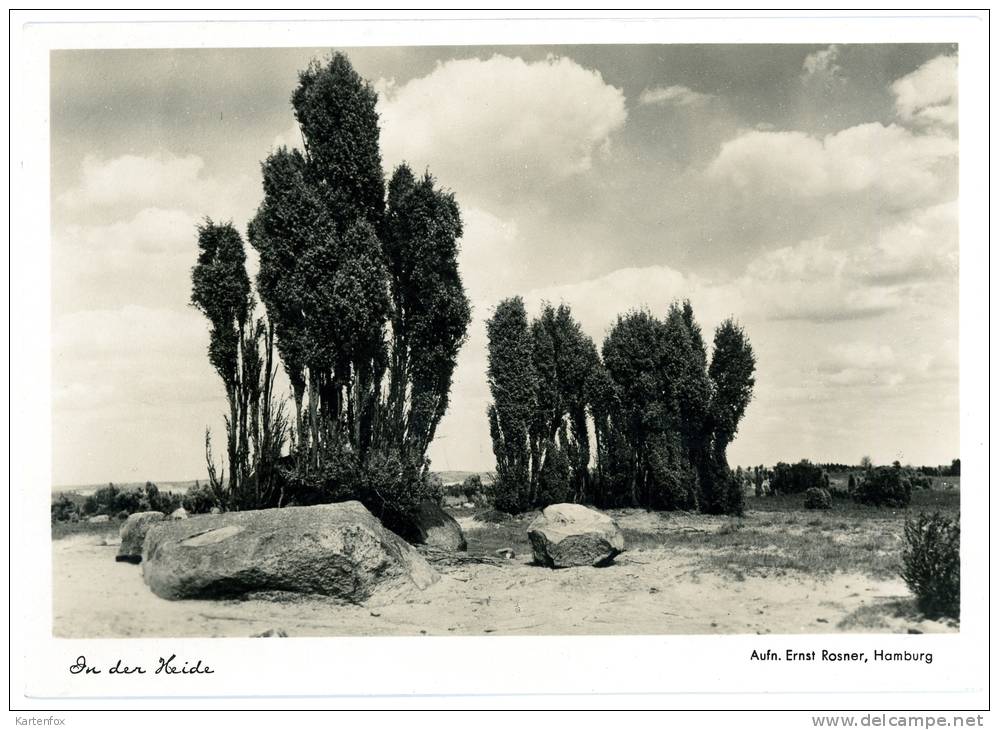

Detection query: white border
(9, 10), (991, 712)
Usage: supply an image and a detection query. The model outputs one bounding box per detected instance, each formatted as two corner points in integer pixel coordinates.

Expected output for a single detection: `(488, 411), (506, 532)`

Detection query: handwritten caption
(69, 654), (214, 675)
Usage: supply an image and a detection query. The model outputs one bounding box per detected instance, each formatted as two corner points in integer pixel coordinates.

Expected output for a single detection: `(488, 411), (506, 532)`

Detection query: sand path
(51, 530), (952, 638)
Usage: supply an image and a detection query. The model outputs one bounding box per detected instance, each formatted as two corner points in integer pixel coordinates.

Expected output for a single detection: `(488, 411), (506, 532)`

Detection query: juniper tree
(191, 220), (286, 511)
(485, 297), (537, 513)
(528, 304), (600, 504)
(246, 52), (470, 524)
(591, 302), (754, 515)
(380, 164), (471, 461)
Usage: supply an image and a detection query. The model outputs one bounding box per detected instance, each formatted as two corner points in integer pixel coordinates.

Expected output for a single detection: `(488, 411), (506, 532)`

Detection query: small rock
(87, 515), (110, 524)
(494, 547), (515, 559)
(370, 611), (381, 617)
(210, 507), (221, 515)
(649, 587), (659, 594)
(169, 507), (189, 520)
(907, 628), (923, 634)
(816, 618), (829, 623)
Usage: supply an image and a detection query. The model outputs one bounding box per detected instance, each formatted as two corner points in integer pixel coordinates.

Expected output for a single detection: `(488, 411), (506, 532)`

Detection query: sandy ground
(51, 518), (955, 638)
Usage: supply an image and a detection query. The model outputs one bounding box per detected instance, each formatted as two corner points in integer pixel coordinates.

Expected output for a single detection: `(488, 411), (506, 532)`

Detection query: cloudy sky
(50, 43), (959, 485)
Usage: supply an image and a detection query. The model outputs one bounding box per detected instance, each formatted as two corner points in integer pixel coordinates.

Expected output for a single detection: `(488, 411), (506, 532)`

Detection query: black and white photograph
(9, 10), (990, 716)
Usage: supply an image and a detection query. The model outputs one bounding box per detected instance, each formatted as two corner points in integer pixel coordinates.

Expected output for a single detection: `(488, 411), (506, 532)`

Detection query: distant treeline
(732, 457), (960, 509)
(51, 482), (186, 523)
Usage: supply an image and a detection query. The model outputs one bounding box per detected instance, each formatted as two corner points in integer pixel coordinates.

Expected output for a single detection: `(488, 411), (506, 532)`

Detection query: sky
(50, 43), (960, 485)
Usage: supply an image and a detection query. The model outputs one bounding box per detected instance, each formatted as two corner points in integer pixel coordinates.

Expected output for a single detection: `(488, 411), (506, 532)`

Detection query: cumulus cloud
(60, 153), (213, 210)
(738, 198), (956, 325)
(53, 305), (220, 414)
(57, 151), (257, 233)
(742, 237), (900, 323)
(801, 45), (845, 83)
(52, 306), (226, 483)
(892, 54), (958, 128)
(53, 207), (203, 313)
(375, 55), (627, 203)
(458, 207), (523, 303)
(708, 123), (956, 207)
(859, 201), (958, 285)
(639, 84), (714, 107)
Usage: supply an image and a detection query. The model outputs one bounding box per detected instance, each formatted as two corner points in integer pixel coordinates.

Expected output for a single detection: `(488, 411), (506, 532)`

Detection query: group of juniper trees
(486, 299), (755, 516)
(190, 51), (756, 524)
(191, 52), (471, 532)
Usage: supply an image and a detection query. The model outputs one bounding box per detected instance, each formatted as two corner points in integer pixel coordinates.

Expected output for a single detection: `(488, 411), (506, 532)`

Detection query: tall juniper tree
(486, 300), (599, 511)
(243, 51), (469, 525)
(191, 220), (286, 511)
(485, 297), (537, 513)
(575, 300), (754, 515)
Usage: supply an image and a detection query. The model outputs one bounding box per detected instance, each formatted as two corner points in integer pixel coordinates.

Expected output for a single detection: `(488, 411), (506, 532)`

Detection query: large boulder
(142, 501), (439, 603)
(396, 500), (467, 551)
(116, 511), (165, 563)
(527, 503), (625, 568)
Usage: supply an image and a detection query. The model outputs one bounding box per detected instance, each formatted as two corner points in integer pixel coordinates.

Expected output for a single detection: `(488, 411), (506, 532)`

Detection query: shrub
(116, 510), (130, 521)
(354, 450), (441, 538)
(853, 466), (912, 507)
(462, 474), (483, 504)
(771, 460), (824, 494)
(51, 494), (79, 523)
(901, 512), (960, 619)
(534, 442), (573, 507)
(183, 481), (218, 514)
(804, 487), (832, 510)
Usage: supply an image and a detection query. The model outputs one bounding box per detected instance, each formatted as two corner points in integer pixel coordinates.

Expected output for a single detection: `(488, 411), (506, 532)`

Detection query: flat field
(52, 489), (959, 638)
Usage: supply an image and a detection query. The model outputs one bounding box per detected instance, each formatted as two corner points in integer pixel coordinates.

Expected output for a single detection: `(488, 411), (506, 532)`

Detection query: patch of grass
(462, 512), (536, 558)
(51, 519), (122, 540)
(454, 491), (959, 581)
(749, 489), (959, 520)
(616, 507), (925, 579)
(837, 598), (924, 630)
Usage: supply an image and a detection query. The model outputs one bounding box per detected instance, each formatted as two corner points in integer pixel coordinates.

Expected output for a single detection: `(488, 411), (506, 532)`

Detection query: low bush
(79, 482), (183, 518)
(853, 466), (912, 508)
(462, 474), (484, 504)
(804, 487), (832, 510)
(901, 511), (960, 619)
(183, 481), (217, 514)
(51, 494), (79, 523)
(771, 460), (824, 494)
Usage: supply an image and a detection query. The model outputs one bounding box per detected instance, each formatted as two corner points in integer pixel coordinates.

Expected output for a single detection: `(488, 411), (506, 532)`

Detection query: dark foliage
(804, 487), (832, 510)
(242, 52), (469, 526)
(901, 512), (960, 619)
(853, 465), (913, 508)
(462, 474), (483, 503)
(76, 482), (182, 519)
(182, 481), (217, 514)
(771, 460), (825, 495)
(193, 221), (288, 512)
(51, 494), (79, 523)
